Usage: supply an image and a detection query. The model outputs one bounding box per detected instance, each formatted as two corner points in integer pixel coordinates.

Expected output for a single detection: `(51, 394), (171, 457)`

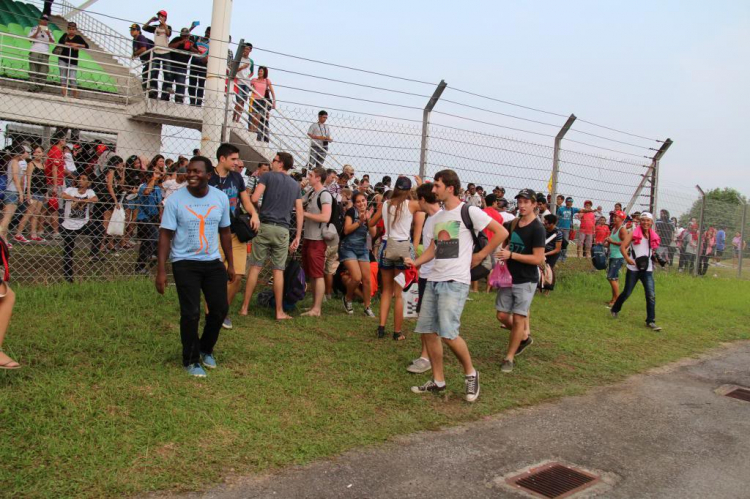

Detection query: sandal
(0, 351), (21, 370)
(393, 332), (406, 341)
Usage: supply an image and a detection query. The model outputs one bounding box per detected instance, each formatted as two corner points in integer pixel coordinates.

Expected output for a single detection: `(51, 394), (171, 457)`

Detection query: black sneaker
(342, 296), (353, 315)
(464, 372), (480, 402)
(377, 326), (385, 339)
(411, 380), (446, 394)
(515, 336), (533, 356)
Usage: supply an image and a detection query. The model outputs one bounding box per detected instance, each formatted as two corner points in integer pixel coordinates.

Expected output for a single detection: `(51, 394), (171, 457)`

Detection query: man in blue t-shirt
(156, 156), (233, 378)
(208, 143), (260, 330)
(555, 197), (579, 262)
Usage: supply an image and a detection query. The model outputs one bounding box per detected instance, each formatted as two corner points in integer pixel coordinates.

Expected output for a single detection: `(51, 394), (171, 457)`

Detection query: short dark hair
(434, 169), (461, 196)
(544, 214), (558, 224)
(257, 162), (270, 169)
(557, 194), (565, 200)
(467, 183), (475, 189)
(216, 143), (239, 162)
(382, 175), (392, 185)
(318, 110), (328, 117)
(52, 130), (67, 143)
(190, 155), (213, 172)
(276, 151), (293, 171)
(193, 148), (200, 155)
(107, 155), (124, 168)
(416, 183), (437, 204)
(484, 194), (498, 206)
(326, 168), (337, 176)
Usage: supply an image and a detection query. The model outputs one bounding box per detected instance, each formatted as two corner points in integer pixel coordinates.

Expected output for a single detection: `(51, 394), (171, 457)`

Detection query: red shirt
(482, 207), (504, 239)
(579, 211), (596, 235)
(45, 145), (65, 186)
(595, 225), (609, 244)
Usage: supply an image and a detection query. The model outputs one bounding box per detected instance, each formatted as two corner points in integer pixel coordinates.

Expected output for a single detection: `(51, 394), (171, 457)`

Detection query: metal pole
(626, 138), (672, 214)
(201, 0), (232, 157)
(550, 113), (576, 212)
(419, 80), (447, 179)
(739, 202), (747, 278)
(695, 184), (706, 277)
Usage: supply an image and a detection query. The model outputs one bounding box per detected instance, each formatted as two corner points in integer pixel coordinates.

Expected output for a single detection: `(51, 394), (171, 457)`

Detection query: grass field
(2, 263), (749, 498)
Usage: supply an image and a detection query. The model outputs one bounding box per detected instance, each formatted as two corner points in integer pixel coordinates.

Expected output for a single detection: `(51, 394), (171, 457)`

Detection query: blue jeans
(414, 281), (470, 340)
(611, 269), (655, 323)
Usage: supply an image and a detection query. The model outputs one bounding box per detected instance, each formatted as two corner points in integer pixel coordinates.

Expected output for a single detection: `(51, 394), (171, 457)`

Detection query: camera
(652, 252), (667, 267)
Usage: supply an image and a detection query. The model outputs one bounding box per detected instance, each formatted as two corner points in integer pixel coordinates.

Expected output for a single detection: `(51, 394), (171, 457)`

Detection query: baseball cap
(614, 210), (627, 220)
(640, 212), (654, 220)
(129, 23), (140, 31)
(565, 197), (573, 202)
(157, 10), (168, 18)
(96, 144), (108, 154)
(515, 188), (537, 201)
(395, 176), (412, 191)
(584, 199), (593, 206)
(535, 193), (547, 203)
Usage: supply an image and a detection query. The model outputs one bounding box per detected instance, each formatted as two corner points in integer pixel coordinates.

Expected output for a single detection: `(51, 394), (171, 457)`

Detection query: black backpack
(317, 191), (344, 236)
(283, 259), (307, 304)
(460, 204), (490, 281)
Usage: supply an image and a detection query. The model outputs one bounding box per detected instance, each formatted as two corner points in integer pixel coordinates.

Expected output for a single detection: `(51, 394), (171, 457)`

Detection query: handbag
(383, 201), (411, 261)
(231, 210), (257, 243)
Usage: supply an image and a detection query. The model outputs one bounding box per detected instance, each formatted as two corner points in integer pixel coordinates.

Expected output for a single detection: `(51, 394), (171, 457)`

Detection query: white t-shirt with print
(428, 202), (491, 285)
(62, 187), (96, 230)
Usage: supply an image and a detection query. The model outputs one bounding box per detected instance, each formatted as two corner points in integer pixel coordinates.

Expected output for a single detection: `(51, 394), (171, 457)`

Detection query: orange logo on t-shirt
(185, 205), (217, 254)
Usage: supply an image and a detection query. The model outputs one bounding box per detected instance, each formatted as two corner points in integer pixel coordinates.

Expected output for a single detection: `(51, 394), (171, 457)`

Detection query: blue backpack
(591, 244), (607, 270)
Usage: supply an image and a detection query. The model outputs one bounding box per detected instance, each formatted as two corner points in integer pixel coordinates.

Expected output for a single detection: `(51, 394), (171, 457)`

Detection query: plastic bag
(489, 260), (513, 289)
(107, 206), (126, 236)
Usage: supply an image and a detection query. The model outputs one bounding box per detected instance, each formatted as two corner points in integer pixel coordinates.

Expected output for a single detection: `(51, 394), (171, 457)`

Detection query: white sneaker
(407, 357), (432, 374)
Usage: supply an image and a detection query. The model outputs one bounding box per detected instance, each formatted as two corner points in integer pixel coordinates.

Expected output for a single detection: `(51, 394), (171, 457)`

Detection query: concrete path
(169, 342), (750, 499)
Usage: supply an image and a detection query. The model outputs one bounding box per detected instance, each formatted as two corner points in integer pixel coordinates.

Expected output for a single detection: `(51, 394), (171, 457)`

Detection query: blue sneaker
(222, 317), (233, 329)
(185, 363), (207, 377)
(200, 352), (217, 369)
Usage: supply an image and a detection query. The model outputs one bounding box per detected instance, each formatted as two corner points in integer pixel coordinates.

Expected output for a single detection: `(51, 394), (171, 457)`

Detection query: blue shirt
(160, 186), (231, 262)
(716, 229), (726, 250)
(556, 206), (579, 230)
(136, 183), (163, 221)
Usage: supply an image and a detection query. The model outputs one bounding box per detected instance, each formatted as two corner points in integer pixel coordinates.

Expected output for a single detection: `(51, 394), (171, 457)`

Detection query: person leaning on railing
(142, 10), (173, 101)
(28, 14), (55, 92)
(56, 22), (89, 98)
(168, 28), (201, 104)
(129, 23), (155, 98)
(188, 27), (211, 107)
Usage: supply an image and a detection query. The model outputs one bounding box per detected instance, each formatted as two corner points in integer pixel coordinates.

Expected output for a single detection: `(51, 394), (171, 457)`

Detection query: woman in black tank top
(14, 146), (47, 243)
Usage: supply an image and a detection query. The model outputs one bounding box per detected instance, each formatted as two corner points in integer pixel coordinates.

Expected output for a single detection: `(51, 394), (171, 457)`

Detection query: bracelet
(509, 252), (513, 260)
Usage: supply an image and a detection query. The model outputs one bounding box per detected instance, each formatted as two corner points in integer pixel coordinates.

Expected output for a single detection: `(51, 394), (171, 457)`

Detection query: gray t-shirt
(258, 171), (302, 228)
(308, 122), (331, 149)
(303, 188), (332, 241)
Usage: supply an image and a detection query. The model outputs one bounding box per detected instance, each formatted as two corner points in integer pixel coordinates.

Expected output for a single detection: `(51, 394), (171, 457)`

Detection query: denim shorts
(414, 280), (470, 340)
(3, 191), (20, 205)
(495, 281), (537, 316)
(607, 258), (624, 281)
(378, 240), (415, 270)
(31, 193), (45, 203)
(339, 243), (369, 263)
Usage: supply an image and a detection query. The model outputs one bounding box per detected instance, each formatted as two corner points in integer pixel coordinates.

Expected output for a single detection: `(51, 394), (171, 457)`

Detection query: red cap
(157, 10), (167, 18)
(584, 200), (593, 206)
(614, 210), (626, 220)
(96, 144), (108, 155)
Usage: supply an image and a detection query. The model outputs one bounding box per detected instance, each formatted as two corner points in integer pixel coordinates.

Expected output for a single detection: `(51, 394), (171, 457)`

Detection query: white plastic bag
(107, 206), (126, 236)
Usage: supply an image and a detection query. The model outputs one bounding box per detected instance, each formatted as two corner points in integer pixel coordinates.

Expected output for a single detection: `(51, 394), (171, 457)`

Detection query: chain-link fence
(2, 0), (741, 285)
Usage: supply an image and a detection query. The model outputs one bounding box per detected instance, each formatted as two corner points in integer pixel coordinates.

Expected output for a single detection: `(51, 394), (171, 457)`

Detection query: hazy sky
(76, 0), (749, 201)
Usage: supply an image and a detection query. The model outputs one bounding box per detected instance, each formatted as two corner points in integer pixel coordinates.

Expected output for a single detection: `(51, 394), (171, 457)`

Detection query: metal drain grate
(726, 387), (750, 402)
(508, 463), (599, 498)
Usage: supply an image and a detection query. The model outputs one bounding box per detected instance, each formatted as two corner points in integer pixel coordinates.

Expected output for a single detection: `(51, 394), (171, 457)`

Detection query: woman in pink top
(249, 66), (276, 142)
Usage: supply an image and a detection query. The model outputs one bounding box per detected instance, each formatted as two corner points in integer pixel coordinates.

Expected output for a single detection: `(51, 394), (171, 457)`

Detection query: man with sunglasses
(239, 152), (303, 320)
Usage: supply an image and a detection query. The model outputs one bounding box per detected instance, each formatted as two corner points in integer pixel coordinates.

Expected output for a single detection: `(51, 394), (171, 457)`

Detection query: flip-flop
(0, 360), (21, 370)
(393, 332), (406, 341)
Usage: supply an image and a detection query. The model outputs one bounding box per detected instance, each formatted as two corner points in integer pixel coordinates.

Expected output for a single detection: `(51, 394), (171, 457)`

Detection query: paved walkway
(168, 342), (750, 499)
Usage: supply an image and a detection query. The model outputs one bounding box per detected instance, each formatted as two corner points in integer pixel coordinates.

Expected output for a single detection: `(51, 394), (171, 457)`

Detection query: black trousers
(135, 219), (158, 271)
(172, 259), (229, 366)
(43, 0), (53, 16)
(189, 64), (207, 106)
(61, 224), (96, 283)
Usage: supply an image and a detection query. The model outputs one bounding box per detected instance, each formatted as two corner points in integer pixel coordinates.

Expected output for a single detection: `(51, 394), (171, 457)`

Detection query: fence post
(626, 138), (672, 214)
(550, 114), (576, 209)
(695, 185), (706, 277)
(201, 0), (232, 156)
(739, 201), (747, 279)
(418, 80), (447, 179)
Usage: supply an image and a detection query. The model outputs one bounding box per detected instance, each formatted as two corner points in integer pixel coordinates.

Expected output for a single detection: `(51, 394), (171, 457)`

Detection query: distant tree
(678, 188), (747, 234)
